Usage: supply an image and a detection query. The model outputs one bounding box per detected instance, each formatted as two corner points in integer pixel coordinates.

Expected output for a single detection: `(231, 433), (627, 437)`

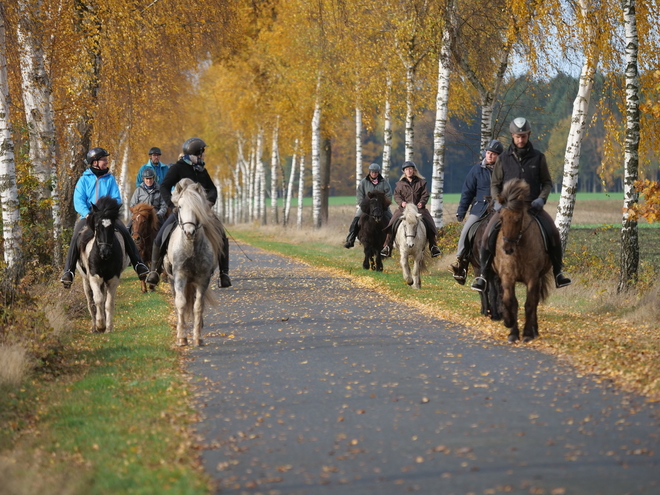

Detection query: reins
(501, 206), (534, 245)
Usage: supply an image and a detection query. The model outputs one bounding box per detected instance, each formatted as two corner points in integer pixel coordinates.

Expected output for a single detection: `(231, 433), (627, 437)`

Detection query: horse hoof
(406, 280), (414, 286)
(507, 335), (519, 343)
(193, 339), (204, 347)
(522, 336), (535, 343)
(177, 338), (188, 346)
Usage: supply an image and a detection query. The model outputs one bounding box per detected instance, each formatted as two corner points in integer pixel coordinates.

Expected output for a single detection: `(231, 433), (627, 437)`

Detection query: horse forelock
(401, 203), (420, 222)
(499, 179), (529, 212)
(93, 196), (121, 221)
(132, 203), (157, 224)
(176, 185), (224, 257)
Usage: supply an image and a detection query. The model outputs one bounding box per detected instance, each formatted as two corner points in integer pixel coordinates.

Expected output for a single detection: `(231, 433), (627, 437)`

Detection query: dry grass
(0, 345), (29, 387)
(0, 450), (88, 495)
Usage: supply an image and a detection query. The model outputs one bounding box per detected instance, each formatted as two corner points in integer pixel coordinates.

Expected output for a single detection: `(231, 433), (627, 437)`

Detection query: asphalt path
(188, 243), (659, 495)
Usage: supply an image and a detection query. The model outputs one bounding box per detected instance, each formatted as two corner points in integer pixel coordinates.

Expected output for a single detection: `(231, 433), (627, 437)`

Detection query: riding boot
(550, 243), (572, 288)
(380, 232), (393, 258)
(470, 245), (492, 292)
(146, 241), (164, 286)
(450, 255), (469, 285)
(218, 234), (232, 288)
(60, 218), (86, 288)
(428, 233), (441, 258)
(116, 221), (149, 280)
(344, 217), (360, 249)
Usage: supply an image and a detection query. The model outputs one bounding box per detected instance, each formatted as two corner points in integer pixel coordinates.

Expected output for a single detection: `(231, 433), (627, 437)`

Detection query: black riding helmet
(85, 147), (109, 166)
(182, 138), (207, 156)
(148, 147), (162, 156)
(485, 139), (504, 154)
(509, 117), (531, 134)
(402, 160), (417, 170)
(142, 168), (156, 179)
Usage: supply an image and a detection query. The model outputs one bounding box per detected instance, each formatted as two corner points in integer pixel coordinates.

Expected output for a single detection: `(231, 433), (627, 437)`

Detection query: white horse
(394, 203), (427, 289)
(165, 179), (224, 346)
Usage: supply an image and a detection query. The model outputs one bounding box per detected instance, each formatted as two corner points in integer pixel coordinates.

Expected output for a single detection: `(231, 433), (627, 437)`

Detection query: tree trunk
(117, 129), (130, 223)
(257, 127), (266, 225)
(0, 4), (22, 270)
(270, 120), (279, 224)
(355, 104), (362, 192)
(382, 74), (393, 180)
(618, 0), (640, 292)
(284, 139), (298, 226)
(297, 153), (305, 229)
(311, 94), (322, 230)
(404, 64), (415, 162)
(555, 0), (600, 252)
(431, 25), (451, 229)
(320, 137), (331, 224)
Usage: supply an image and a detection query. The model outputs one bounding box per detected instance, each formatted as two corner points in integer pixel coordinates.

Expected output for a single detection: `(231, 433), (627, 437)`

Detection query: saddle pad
(533, 215), (550, 253)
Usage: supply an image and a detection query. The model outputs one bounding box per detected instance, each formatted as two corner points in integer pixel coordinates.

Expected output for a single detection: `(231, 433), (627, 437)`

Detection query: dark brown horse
(129, 203), (158, 292)
(493, 179), (552, 343)
(468, 205), (502, 320)
(357, 190), (391, 272)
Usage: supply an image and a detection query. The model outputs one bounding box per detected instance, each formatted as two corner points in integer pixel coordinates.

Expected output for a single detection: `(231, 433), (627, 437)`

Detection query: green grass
(0, 274), (209, 495)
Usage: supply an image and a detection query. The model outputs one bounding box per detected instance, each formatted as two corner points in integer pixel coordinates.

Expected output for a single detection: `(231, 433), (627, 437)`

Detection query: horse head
(130, 203), (157, 247)
(498, 179), (530, 255)
(401, 203), (422, 248)
(89, 196), (121, 260)
(174, 179), (209, 240)
(366, 192), (384, 223)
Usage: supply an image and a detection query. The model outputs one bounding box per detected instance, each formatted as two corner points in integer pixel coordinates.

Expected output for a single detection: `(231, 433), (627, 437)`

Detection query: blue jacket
(136, 161), (169, 187)
(74, 168), (122, 218)
(457, 159), (493, 219)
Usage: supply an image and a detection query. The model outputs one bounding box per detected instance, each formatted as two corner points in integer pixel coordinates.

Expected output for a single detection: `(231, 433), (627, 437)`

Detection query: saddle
(485, 212), (550, 253)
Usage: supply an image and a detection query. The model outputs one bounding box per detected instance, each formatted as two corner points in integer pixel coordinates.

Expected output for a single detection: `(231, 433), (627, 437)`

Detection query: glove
(494, 201), (502, 212)
(456, 213), (465, 222)
(530, 197), (545, 212)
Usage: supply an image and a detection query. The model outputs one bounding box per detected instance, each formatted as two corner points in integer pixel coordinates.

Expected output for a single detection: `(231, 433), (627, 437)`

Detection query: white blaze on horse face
(102, 218), (112, 228)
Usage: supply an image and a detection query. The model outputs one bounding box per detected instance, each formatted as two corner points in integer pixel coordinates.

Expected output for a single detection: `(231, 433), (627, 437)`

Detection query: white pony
(394, 203), (427, 289)
(165, 179), (224, 346)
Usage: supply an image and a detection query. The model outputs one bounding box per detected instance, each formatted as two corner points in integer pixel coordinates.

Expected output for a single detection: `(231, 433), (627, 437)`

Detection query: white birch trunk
(284, 139), (299, 226)
(17, 0), (55, 201)
(618, 0), (640, 291)
(0, 6), (22, 269)
(404, 64), (415, 162)
(248, 145), (256, 221)
(270, 120), (279, 224)
(118, 132), (130, 223)
(233, 160), (242, 223)
(311, 87), (322, 230)
(430, 26), (452, 229)
(257, 128), (266, 225)
(555, 0), (600, 251)
(297, 154), (306, 229)
(355, 104), (362, 192)
(382, 74), (393, 180)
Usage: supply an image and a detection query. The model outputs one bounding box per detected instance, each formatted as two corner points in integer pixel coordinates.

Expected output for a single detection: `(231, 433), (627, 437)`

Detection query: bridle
(501, 206), (533, 245)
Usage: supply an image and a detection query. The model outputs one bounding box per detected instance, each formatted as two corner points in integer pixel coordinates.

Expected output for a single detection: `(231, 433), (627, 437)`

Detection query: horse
(493, 179), (552, 343)
(467, 205), (502, 320)
(164, 178), (224, 347)
(78, 196), (130, 334)
(394, 203), (427, 289)
(129, 203), (159, 293)
(357, 190), (391, 272)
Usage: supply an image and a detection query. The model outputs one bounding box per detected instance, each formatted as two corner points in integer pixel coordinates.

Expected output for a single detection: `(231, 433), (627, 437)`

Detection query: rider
(129, 167), (168, 229)
(380, 161), (441, 258)
(343, 163), (392, 248)
(145, 138), (232, 289)
(60, 147), (149, 288)
(136, 147), (169, 187)
(450, 139), (503, 284)
(470, 117), (572, 292)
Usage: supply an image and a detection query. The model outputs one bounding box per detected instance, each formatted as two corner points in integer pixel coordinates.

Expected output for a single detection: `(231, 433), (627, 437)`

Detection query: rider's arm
(490, 159), (504, 200)
(538, 154), (552, 202)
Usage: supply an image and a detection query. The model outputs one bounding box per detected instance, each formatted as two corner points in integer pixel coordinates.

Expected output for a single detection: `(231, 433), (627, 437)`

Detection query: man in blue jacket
(135, 147), (169, 187)
(450, 139), (503, 284)
(60, 147), (149, 287)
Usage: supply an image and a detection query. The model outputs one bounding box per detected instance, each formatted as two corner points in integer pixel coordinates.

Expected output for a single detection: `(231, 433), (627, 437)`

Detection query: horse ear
(91, 203), (99, 213)
(367, 191), (373, 198)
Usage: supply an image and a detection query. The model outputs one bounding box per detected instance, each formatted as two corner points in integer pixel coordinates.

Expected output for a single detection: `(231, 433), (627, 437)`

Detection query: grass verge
(229, 224), (660, 401)
(0, 273), (209, 495)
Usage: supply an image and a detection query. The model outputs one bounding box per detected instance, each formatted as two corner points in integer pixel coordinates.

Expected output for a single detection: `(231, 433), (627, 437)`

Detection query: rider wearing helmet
(145, 138), (232, 288)
(470, 118), (571, 292)
(343, 162), (392, 248)
(380, 161), (441, 258)
(129, 167), (168, 227)
(450, 139), (503, 284)
(136, 146), (169, 187)
(60, 147), (149, 288)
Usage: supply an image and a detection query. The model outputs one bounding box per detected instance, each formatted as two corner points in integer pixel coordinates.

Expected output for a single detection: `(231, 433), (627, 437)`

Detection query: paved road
(189, 243), (659, 495)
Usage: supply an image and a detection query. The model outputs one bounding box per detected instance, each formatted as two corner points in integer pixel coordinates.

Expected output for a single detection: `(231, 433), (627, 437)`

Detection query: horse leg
(362, 249), (370, 270)
(522, 280), (541, 343)
(501, 281), (519, 343)
(400, 251), (413, 285)
(82, 276), (98, 333)
(89, 276), (108, 333)
(487, 272), (503, 321)
(412, 254), (421, 289)
(375, 250), (383, 272)
(192, 285), (206, 347)
(105, 278), (120, 333)
(173, 276), (188, 346)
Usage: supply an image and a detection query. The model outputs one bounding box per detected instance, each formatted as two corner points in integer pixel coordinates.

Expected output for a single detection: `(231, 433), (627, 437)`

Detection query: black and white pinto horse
(394, 203), (427, 289)
(165, 179), (224, 347)
(78, 196), (130, 333)
(357, 190), (390, 272)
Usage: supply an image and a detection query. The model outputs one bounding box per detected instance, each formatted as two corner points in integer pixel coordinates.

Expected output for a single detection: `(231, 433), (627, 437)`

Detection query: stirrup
(470, 276), (487, 292)
(430, 245), (441, 258)
(555, 273), (572, 288)
(135, 262), (149, 280)
(380, 245), (391, 258)
(343, 238), (355, 249)
(218, 272), (232, 288)
(146, 271), (160, 286)
(60, 270), (74, 289)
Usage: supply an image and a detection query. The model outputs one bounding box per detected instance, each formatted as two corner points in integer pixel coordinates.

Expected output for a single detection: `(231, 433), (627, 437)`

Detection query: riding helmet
(148, 147), (162, 155)
(182, 138), (207, 156)
(85, 147), (110, 165)
(368, 163), (381, 172)
(402, 160), (417, 170)
(485, 139), (504, 155)
(509, 117), (531, 134)
(142, 168), (156, 179)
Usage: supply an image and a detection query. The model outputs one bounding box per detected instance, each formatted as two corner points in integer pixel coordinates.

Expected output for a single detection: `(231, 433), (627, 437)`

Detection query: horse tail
(539, 269), (553, 302)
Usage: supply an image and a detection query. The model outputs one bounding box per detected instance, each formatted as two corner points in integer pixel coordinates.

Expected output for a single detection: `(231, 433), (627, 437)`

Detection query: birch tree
(270, 120), (280, 224)
(381, 74), (393, 180)
(297, 153), (306, 229)
(618, 0), (640, 291)
(0, 3), (21, 270)
(284, 138), (299, 226)
(311, 86), (322, 230)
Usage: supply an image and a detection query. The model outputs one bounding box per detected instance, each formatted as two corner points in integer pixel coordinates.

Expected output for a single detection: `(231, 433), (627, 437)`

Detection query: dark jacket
(491, 141), (552, 202)
(357, 174), (392, 204)
(160, 158), (217, 208)
(393, 176), (429, 208)
(457, 159), (492, 219)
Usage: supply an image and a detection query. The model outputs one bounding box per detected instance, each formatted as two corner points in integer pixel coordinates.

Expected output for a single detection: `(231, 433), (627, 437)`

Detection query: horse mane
(173, 179), (224, 257)
(86, 195), (121, 230)
(131, 202), (158, 225)
(359, 190), (391, 212)
(498, 179), (529, 212)
(401, 202), (420, 221)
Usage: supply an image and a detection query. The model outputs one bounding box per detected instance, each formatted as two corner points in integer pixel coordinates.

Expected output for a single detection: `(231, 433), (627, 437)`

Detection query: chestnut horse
(493, 179), (552, 343)
(130, 203), (158, 292)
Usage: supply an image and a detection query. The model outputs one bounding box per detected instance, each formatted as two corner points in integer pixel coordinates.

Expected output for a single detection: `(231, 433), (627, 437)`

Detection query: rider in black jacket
(145, 138), (231, 288)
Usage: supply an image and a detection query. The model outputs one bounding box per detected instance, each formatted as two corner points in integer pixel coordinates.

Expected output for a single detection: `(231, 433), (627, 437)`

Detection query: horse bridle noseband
(178, 219), (202, 235)
(501, 206), (533, 245)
